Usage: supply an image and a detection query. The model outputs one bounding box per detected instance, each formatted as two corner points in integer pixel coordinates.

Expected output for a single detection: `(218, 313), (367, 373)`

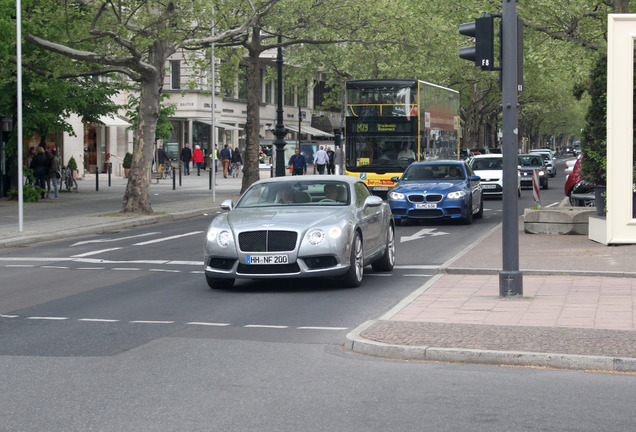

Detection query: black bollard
(172, 166), (176, 190)
(108, 163), (111, 187)
(209, 165), (212, 190)
(96, 166), (99, 191)
(179, 163), (182, 187)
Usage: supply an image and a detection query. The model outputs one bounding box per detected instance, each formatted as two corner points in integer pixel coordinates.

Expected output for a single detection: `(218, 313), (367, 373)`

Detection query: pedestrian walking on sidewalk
(30, 147), (49, 198)
(47, 149), (60, 199)
(231, 147), (242, 178)
(220, 144), (231, 178)
(157, 144), (169, 176)
(326, 146), (335, 175)
(181, 143), (192, 175)
(314, 145), (329, 175)
(288, 148), (307, 175)
(192, 145), (204, 176)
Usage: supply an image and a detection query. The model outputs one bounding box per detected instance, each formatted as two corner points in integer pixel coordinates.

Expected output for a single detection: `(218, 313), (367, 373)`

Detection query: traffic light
(459, 14), (495, 71)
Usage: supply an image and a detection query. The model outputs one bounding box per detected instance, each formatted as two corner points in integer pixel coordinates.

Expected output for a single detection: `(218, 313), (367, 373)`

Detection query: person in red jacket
(192, 145), (204, 176)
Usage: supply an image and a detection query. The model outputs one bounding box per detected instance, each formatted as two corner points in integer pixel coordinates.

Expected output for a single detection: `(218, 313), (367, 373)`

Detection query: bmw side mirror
(390, 176), (400, 182)
(220, 199), (233, 211)
(470, 175), (481, 182)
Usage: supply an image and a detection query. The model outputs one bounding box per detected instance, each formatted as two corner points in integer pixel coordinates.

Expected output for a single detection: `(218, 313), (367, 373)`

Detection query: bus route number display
(355, 123), (410, 133)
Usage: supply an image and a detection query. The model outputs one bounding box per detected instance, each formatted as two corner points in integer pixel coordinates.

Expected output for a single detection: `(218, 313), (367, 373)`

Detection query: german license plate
(415, 203), (437, 209)
(247, 254), (289, 265)
(373, 187), (389, 191)
(482, 184), (497, 189)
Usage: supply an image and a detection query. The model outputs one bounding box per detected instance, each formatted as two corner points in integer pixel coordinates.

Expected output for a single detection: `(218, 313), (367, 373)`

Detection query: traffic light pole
(499, 0), (523, 296)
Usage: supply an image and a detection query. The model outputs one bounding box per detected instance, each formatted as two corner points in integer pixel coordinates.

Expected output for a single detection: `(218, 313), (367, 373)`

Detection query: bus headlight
(389, 191), (405, 200)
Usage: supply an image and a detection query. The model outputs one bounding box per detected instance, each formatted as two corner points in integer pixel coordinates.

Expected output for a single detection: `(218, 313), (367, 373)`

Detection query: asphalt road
(3, 158), (634, 431)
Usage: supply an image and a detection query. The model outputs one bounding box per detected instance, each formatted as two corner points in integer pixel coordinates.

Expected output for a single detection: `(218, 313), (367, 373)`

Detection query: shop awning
(98, 115), (131, 127)
(194, 119), (242, 130)
(272, 124), (333, 138)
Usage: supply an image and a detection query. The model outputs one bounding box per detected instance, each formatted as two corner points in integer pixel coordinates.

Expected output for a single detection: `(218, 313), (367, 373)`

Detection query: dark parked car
(518, 154), (549, 189)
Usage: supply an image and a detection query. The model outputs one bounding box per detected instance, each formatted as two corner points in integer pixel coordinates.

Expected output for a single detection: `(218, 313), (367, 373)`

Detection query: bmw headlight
(217, 230), (232, 247)
(446, 191), (467, 199)
(307, 229), (325, 245)
(389, 191), (405, 200)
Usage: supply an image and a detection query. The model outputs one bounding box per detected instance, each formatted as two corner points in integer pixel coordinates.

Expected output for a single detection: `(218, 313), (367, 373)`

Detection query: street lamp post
(272, 35), (288, 177)
(298, 106), (305, 150)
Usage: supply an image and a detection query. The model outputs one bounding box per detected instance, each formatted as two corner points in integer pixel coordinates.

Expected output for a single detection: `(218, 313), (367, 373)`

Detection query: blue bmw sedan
(388, 160), (483, 225)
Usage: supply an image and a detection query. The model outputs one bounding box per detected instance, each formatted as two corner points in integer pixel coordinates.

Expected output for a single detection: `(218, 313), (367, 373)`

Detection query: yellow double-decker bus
(344, 79), (460, 194)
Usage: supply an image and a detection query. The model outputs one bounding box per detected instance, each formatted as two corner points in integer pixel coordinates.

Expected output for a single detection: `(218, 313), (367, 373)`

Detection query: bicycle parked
(60, 165), (78, 192)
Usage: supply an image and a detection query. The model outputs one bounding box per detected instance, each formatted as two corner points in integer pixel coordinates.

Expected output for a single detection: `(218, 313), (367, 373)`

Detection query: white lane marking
(244, 324), (288, 329)
(167, 260), (203, 266)
(186, 322), (231, 327)
(77, 267), (106, 270)
(394, 265), (440, 270)
(403, 274), (433, 277)
(75, 258), (170, 265)
(297, 326), (348, 331)
(133, 231), (203, 246)
(367, 273), (392, 277)
(40, 266), (69, 269)
(400, 228), (449, 243)
(149, 269), (181, 273)
(0, 314), (19, 318)
(27, 316), (68, 320)
(78, 318), (120, 323)
(190, 271), (205, 274)
(71, 247), (123, 258)
(70, 232), (160, 247)
(5, 264), (35, 268)
(0, 257), (68, 262)
(545, 201), (560, 208)
(112, 268), (141, 271)
(130, 320), (175, 324)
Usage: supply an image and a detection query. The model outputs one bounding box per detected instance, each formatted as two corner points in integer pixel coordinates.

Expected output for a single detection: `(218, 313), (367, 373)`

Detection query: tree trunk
(241, 47), (263, 194)
(121, 42), (168, 214)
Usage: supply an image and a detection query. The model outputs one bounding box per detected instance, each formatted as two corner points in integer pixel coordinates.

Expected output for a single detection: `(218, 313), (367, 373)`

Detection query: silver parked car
(204, 175), (396, 289)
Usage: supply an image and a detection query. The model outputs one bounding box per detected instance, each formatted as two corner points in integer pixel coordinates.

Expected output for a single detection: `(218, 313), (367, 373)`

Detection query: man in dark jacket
(220, 144), (231, 178)
(288, 148), (307, 175)
(30, 147), (49, 198)
(157, 144), (169, 175)
(181, 143), (192, 175)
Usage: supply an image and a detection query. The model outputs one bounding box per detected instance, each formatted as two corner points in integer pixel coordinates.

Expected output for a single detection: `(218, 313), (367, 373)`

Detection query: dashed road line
(27, 316), (69, 320)
(78, 318), (120, 323)
(0, 314), (18, 318)
(130, 320), (175, 324)
(297, 326), (348, 331)
(112, 267), (142, 271)
(244, 324), (289, 329)
(187, 322), (231, 327)
(6, 264), (35, 268)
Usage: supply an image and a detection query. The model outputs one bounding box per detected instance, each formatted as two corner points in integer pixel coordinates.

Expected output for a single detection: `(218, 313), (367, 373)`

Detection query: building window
(170, 60), (181, 90)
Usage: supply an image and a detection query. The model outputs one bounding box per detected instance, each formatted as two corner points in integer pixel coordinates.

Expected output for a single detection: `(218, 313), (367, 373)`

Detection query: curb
(344, 320), (636, 373)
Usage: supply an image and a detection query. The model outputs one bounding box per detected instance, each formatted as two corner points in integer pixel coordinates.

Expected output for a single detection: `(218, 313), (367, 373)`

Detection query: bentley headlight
(446, 191), (467, 199)
(307, 229), (325, 245)
(328, 227), (342, 239)
(389, 191), (405, 200)
(217, 230), (232, 247)
(206, 229), (217, 243)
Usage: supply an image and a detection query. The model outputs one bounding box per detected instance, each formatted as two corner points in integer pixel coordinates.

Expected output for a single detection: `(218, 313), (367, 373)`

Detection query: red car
(565, 156), (595, 207)
(564, 157), (582, 197)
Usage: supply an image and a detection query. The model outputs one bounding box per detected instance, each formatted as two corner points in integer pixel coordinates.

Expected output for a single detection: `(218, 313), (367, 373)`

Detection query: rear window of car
(518, 156), (543, 167)
(402, 164), (465, 181)
(470, 157), (503, 171)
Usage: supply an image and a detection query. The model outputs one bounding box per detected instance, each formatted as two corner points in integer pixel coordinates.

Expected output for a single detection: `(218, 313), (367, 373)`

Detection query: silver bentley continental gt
(204, 175), (396, 289)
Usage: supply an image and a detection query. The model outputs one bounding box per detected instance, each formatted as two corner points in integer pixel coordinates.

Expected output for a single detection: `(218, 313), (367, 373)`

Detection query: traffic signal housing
(459, 14), (495, 71)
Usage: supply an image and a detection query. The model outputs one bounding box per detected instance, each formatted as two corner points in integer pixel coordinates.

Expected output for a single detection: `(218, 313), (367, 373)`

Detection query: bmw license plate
(372, 187), (389, 191)
(247, 254), (289, 265)
(415, 203), (437, 209)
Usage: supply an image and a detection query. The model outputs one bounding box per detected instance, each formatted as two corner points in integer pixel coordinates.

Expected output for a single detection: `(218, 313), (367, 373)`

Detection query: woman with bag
(192, 145), (204, 176)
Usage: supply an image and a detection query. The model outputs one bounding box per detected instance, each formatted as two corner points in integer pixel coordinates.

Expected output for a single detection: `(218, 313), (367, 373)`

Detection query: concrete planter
(524, 207), (597, 235)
